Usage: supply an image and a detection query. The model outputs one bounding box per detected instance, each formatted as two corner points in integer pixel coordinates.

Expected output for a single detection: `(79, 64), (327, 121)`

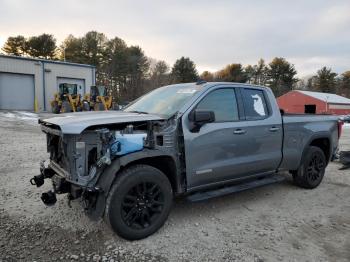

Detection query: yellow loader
(51, 83), (82, 114)
(82, 85), (113, 111)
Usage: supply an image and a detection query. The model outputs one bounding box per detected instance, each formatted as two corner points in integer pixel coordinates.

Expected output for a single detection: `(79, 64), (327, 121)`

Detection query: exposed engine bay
(30, 112), (182, 216)
(46, 123), (149, 187)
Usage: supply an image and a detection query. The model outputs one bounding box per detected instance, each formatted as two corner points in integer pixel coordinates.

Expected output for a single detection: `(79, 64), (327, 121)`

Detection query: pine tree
(2, 35), (27, 56)
(314, 67), (337, 93)
(171, 57), (198, 83)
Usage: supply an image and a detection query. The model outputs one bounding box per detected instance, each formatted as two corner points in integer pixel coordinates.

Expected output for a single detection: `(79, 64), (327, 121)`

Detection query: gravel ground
(0, 111), (349, 262)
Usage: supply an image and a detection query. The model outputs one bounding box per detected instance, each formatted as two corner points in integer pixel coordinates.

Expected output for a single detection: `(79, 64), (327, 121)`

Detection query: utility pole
(63, 47), (66, 62)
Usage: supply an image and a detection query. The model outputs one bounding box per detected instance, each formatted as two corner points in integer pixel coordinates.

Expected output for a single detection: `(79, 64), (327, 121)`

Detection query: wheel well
(122, 156), (179, 193)
(310, 138), (330, 162)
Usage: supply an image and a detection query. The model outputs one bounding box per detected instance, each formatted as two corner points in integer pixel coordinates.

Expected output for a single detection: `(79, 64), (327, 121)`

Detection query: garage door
(0, 73), (35, 110)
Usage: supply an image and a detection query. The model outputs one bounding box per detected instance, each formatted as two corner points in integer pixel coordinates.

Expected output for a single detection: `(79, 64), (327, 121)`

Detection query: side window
(196, 89), (239, 122)
(242, 88), (269, 120)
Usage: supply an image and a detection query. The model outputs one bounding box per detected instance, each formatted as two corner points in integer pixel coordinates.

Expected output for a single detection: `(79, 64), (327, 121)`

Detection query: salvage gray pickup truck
(32, 82), (342, 240)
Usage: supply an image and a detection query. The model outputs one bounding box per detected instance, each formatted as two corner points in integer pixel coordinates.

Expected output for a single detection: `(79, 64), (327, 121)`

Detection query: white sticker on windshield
(177, 89), (197, 94)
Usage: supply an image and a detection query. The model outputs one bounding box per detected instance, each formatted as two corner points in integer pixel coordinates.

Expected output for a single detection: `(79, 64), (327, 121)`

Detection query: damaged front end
(31, 114), (172, 217)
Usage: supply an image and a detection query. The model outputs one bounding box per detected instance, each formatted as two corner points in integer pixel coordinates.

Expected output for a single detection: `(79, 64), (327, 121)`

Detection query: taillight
(338, 120), (344, 138)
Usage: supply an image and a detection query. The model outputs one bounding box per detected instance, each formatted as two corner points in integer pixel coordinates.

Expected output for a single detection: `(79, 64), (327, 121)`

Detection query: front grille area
(49, 160), (71, 180)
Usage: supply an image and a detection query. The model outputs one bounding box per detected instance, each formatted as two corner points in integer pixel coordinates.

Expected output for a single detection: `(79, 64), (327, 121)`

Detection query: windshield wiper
(128, 110), (149, 114)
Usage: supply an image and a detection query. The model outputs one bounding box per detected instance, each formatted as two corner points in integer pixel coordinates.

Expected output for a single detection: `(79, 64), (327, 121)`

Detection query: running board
(187, 174), (285, 202)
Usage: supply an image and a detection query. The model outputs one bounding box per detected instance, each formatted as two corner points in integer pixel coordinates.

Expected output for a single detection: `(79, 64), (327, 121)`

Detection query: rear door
(238, 87), (283, 175)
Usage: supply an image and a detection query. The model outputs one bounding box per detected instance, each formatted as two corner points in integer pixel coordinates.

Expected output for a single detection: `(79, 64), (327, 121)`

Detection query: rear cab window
(241, 88), (269, 120)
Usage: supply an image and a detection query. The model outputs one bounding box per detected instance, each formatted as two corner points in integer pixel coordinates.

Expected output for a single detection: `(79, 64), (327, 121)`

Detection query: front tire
(292, 146), (326, 189)
(105, 165), (173, 240)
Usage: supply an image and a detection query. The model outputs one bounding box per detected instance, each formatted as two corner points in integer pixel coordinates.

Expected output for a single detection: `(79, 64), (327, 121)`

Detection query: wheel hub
(121, 182), (164, 229)
(307, 153), (324, 181)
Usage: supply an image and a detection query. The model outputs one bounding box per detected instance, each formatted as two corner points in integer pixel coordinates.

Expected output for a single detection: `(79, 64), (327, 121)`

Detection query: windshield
(97, 86), (107, 96)
(59, 83), (77, 95)
(124, 84), (203, 117)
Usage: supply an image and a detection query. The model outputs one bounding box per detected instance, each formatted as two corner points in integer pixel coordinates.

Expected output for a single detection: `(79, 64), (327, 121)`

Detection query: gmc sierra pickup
(32, 82), (342, 240)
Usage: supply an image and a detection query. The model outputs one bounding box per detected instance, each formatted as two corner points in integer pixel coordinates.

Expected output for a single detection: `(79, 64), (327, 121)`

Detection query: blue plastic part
(110, 133), (147, 156)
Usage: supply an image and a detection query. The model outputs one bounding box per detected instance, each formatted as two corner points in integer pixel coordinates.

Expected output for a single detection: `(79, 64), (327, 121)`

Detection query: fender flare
(299, 132), (332, 168)
(87, 149), (176, 220)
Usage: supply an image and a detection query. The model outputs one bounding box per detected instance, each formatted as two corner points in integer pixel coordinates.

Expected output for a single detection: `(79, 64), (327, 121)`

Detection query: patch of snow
(3, 112), (16, 118)
(14, 111), (38, 117)
(0, 111), (39, 124)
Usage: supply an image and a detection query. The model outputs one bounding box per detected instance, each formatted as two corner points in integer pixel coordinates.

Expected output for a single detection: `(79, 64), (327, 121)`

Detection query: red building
(277, 90), (350, 115)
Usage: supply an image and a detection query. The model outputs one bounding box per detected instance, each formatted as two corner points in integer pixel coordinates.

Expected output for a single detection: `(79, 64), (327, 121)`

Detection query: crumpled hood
(39, 111), (164, 134)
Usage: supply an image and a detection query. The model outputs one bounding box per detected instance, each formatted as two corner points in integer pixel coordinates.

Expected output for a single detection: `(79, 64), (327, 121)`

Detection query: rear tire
(82, 101), (90, 111)
(61, 101), (72, 113)
(94, 102), (105, 111)
(105, 165), (173, 240)
(292, 146), (326, 189)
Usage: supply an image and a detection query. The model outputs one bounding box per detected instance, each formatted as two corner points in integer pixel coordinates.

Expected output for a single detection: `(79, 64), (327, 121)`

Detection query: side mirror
(188, 109), (215, 132)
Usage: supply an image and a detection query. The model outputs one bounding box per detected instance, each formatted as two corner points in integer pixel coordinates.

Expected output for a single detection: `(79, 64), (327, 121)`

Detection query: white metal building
(0, 55), (96, 112)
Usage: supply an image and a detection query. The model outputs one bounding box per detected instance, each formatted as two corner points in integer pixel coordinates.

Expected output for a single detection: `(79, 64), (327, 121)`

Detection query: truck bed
(279, 114), (339, 171)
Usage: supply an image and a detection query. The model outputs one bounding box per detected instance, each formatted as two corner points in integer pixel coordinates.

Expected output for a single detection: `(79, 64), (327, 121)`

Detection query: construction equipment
(51, 83), (82, 114)
(82, 85), (113, 111)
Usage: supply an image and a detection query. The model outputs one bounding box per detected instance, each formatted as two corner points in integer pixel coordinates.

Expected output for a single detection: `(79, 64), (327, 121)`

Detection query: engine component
(30, 174), (45, 187)
(97, 148), (111, 167)
(41, 191), (57, 206)
(125, 124), (134, 134)
(110, 132), (147, 156)
(30, 161), (56, 187)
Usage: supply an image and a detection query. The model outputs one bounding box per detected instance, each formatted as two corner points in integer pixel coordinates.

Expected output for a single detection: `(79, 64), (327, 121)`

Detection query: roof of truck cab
(195, 82), (268, 90)
(164, 81), (268, 89)
(202, 82), (267, 87)
(160, 82), (268, 93)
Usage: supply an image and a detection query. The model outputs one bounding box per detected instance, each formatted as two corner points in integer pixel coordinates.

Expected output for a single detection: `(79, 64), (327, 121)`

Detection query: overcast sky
(0, 0), (349, 77)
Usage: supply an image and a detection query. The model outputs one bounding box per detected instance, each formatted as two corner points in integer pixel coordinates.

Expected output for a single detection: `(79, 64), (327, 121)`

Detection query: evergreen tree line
(2, 32), (350, 102)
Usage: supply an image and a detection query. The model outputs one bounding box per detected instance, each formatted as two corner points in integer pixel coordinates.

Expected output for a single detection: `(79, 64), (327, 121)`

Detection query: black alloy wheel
(121, 182), (164, 229)
(292, 146), (326, 189)
(306, 153), (325, 183)
(105, 165), (173, 240)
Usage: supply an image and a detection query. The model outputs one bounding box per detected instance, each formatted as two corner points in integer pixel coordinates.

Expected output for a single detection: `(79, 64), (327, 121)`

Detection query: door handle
(269, 127), (280, 132)
(233, 129), (246, 135)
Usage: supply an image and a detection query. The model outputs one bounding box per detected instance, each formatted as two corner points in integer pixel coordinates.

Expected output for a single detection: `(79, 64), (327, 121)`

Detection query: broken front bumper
(30, 161), (93, 207)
